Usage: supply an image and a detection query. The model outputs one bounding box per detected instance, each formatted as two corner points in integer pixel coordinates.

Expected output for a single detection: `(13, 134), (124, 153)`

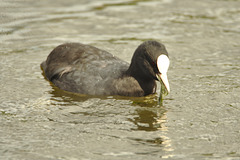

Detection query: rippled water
(1, 0), (240, 159)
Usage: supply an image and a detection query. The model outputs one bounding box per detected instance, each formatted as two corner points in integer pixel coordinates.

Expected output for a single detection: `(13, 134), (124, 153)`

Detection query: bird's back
(41, 43), (130, 95)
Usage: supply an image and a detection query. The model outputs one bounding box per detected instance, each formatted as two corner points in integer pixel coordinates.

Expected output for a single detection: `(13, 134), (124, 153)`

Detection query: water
(1, 0), (240, 159)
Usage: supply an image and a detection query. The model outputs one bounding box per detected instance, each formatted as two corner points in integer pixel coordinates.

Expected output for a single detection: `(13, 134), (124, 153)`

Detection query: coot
(41, 41), (170, 97)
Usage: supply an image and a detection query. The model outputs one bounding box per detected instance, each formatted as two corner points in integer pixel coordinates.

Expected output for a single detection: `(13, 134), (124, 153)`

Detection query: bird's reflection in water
(48, 84), (173, 157)
(48, 84), (91, 104)
(130, 97), (174, 158)
(130, 108), (166, 131)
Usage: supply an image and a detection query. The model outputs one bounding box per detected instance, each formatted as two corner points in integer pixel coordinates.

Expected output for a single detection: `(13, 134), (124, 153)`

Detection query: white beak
(157, 55), (170, 93)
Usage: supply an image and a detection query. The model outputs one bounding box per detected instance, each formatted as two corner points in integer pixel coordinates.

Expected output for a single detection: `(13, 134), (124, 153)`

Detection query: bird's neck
(126, 66), (156, 96)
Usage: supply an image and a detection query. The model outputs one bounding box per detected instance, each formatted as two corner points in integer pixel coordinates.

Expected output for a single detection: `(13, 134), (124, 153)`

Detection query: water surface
(1, 0), (240, 159)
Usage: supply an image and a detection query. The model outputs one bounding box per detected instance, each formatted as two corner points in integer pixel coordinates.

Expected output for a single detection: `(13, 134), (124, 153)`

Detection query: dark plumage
(41, 41), (169, 97)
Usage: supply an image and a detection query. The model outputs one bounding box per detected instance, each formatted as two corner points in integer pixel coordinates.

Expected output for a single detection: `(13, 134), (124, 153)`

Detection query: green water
(0, 0), (240, 159)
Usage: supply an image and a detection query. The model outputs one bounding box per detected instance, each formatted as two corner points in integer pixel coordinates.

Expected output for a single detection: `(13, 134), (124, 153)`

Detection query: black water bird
(41, 41), (170, 97)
